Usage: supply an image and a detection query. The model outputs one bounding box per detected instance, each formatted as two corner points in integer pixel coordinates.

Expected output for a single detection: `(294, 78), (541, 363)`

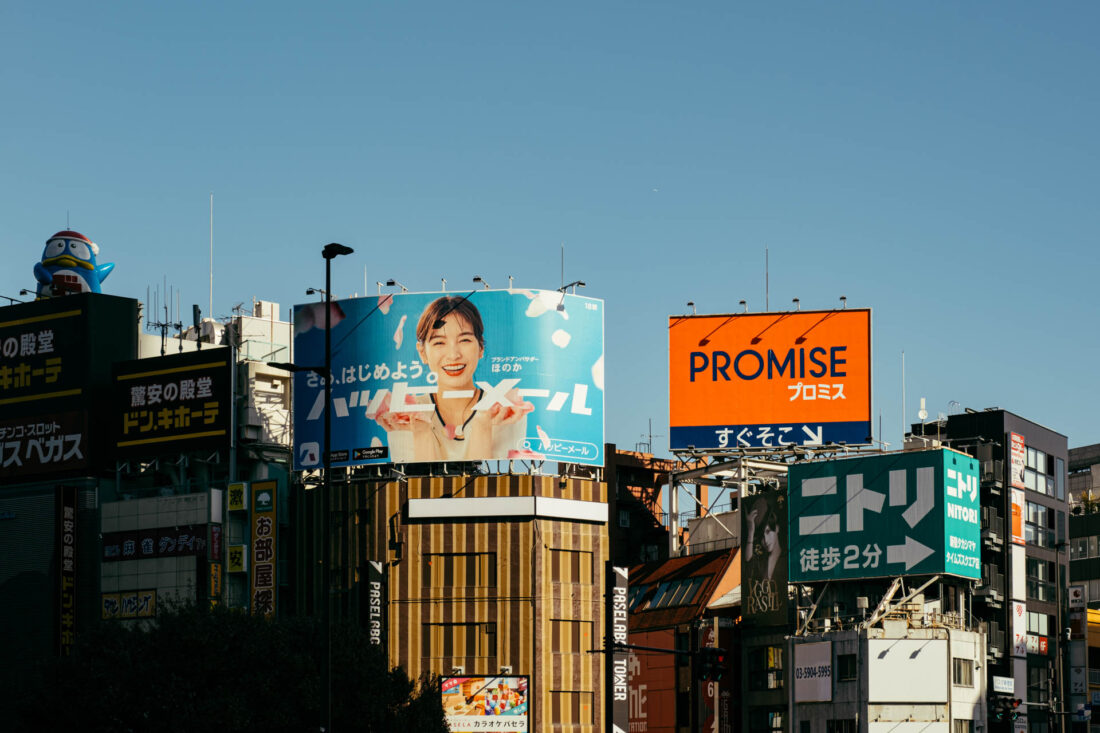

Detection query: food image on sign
(442, 676), (529, 732)
(668, 309), (871, 450)
(292, 290), (604, 468)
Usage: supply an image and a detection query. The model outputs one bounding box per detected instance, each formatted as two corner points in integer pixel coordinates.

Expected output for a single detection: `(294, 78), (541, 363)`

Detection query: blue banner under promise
(292, 290), (605, 469)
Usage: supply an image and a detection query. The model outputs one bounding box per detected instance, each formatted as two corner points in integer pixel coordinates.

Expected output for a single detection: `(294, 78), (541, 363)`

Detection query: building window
(550, 619), (593, 655)
(422, 552), (496, 588)
(952, 657), (974, 687)
(1026, 558), (1055, 603)
(827, 720), (856, 733)
(837, 653), (857, 681)
(751, 709), (785, 733)
(422, 622), (496, 662)
(1025, 501), (1054, 548)
(953, 720), (973, 733)
(549, 548), (593, 585)
(749, 645), (784, 691)
(550, 691), (593, 724)
(1027, 612), (1050, 636)
(618, 509), (631, 528)
(1027, 662), (1050, 704)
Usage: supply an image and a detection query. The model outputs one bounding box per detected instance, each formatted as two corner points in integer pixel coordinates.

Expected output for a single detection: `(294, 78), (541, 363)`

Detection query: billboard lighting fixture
(840, 295), (847, 309)
(739, 299), (747, 312)
(556, 280), (585, 311)
(792, 297), (800, 311)
(473, 275), (491, 289)
(305, 287), (328, 298)
(385, 279), (408, 293)
(687, 301), (696, 315)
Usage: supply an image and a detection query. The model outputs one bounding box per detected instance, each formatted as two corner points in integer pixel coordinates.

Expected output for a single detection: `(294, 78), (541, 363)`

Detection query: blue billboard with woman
(291, 289), (604, 468)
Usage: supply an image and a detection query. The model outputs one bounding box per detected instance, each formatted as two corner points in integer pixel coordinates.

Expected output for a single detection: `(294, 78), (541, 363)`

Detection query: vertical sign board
(789, 449), (981, 582)
(669, 309), (871, 450)
(292, 290), (605, 469)
(1010, 432), (1026, 489)
(1010, 489), (1025, 546)
(57, 484), (76, 656)
(250, 480), (277, 618)
(741, 490), (789, 625)
(608, 565), (629, 733)
(793, 641), (833, 703)
(366, 560), (387, 653)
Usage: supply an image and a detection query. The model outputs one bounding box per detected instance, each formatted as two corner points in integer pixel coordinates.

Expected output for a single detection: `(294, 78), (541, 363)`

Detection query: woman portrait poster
(291, 288), (605, 468)
(741, 490), (788, 625)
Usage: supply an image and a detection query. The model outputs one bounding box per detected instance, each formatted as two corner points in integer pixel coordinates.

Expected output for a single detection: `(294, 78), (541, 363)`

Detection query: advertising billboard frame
(442, 674), (530, 731)
(668, 308), (872, 452)
(788, 448), (981, 583)
(291, 289), (605, 469)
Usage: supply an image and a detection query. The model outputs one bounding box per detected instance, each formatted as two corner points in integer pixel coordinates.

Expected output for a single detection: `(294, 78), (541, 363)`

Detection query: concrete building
(911, 409), (1070, 733)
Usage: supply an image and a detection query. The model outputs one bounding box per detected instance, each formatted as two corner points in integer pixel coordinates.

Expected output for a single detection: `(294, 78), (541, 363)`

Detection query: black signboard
(102, 524), (208, 562)
(58, 484), (77, 656)
(0, 411), (88, 479)
(112, 349), (232, 457)
(0, 294), (137, 479)
(607, 564), (629, 733)
(366, 560), (388, 652)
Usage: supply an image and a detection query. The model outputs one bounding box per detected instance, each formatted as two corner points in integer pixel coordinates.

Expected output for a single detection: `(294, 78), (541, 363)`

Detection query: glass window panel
(1090, 536), (1098, 558)
(1055, 458), (1065, 500)
(1025, 470), (1037, 491)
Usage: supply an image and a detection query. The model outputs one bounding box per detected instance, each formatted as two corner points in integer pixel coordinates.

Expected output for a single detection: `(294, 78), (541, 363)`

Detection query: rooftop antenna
(67, 210), (70, 228)
(901, 350), (907, 438)
(209, 193), (214, 321)
(147, 278), (183, 357)
(765, 246), (769, 312)
(561, 242), (564, 291)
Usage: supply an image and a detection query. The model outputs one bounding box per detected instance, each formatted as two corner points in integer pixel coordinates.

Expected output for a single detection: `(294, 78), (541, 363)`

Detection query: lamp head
(322, 242), (354, 260)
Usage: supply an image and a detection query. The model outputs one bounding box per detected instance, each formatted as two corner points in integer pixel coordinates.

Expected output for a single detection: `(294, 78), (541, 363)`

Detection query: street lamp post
(320, 242), (353, 733)
(271, 242), (353, 733)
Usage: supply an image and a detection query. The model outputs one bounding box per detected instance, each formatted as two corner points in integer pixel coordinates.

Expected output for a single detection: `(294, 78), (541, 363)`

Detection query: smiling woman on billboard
(371, 295), (532, 462)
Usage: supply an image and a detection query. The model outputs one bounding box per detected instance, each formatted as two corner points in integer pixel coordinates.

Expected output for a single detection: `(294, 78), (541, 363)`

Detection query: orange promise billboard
(669, 309), (871, 450)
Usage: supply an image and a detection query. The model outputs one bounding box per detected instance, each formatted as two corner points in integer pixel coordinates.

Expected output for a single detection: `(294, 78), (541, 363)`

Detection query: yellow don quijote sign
(668, 309), (871, 451)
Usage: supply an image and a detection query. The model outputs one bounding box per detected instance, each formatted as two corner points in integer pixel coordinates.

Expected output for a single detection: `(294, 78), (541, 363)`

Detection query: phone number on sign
(794, 665), (832, 680)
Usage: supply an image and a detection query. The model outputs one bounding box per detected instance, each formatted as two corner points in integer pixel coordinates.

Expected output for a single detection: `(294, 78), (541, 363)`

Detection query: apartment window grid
(751, 709), (785, 733)
(749, 645), (784, 691)
(1026, 558), (1055, 603)
(1027, 611), (1051, 636)
(952, 657), (974, 687)
(827, 719), (856, 733)
(422, 552), (497, 588)
(1022, 448), (1064, 500)
(1024, 501), (1055, 548)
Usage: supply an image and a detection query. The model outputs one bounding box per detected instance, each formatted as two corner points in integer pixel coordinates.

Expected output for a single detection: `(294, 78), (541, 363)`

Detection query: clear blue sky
(3, 2), (1098, 454)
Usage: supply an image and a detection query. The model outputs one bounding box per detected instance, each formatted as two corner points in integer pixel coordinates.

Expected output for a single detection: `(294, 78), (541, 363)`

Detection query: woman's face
(763, 524), (778, 554)
(417, 313), (484, 390)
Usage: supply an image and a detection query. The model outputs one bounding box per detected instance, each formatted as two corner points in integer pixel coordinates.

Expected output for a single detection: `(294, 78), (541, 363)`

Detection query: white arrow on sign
(886, 536), (935, 571)
(801, 425), (823, 445)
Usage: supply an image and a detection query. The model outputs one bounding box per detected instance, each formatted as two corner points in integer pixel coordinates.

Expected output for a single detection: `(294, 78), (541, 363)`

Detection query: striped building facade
(351, 472), (611, 731)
